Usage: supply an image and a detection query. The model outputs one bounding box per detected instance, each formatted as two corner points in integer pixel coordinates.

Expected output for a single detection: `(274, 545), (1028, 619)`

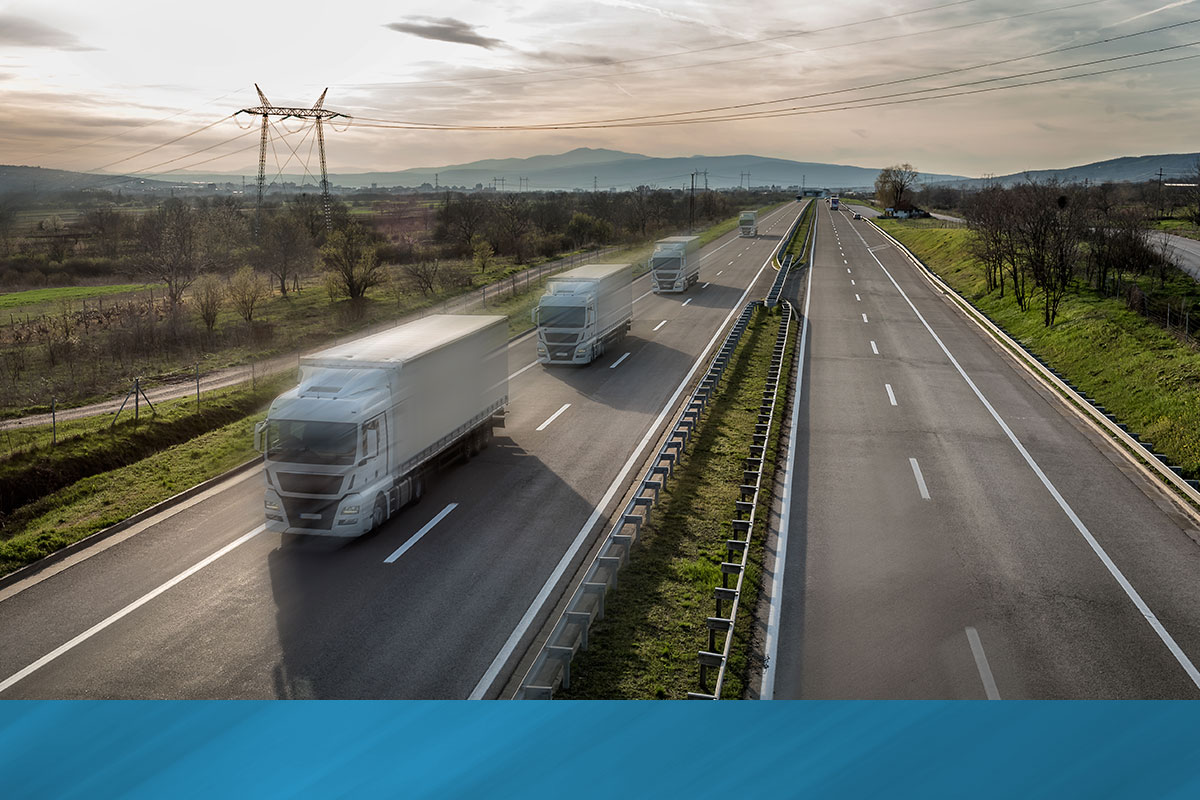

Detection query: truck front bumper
(265, 490), (370, 537)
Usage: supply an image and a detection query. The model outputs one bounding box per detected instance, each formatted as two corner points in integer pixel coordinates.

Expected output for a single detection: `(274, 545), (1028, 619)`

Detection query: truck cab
(534, 290), (593, 364)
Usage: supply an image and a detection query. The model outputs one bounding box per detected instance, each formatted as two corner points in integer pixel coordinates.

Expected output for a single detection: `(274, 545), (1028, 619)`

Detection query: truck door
(362, 416), (384, 482)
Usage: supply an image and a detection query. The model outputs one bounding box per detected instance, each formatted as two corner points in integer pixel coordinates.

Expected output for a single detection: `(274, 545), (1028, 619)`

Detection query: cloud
(0, 14), (97, 51)
(384, 17), (507, 49)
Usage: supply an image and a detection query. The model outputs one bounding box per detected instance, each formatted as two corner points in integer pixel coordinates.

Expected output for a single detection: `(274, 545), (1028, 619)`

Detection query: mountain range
(2, 148), (1198, 196)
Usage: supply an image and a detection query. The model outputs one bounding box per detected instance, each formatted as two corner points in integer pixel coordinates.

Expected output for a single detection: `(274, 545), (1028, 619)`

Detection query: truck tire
(371, 496), (386, 532)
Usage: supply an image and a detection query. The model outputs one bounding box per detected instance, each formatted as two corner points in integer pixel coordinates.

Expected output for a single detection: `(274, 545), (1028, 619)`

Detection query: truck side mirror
(254, 420), (266, 454)
(531, 307), (539, 325)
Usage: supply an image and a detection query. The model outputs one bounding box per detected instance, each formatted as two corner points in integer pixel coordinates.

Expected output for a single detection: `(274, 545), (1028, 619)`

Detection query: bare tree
(193, 274), (224, 333)
(85, 205), (127, 258)
(257, 213), (315, 296)
(875, 164), (920, 210)
(403, 253), (441, 296)
(227, 266), (269, 323)
(135, 198), (208, 307)
(321, 224), (383, 301)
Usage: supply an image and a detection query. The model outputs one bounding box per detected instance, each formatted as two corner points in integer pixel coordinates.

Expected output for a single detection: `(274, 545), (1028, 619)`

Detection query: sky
(1, 0), (1199, 181)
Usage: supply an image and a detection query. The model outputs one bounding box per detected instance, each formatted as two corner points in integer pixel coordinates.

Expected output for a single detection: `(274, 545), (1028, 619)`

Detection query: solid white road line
(0, 524), (267, 695)
(909, 457), (931, 500)
(855, 220), (1200, 690)
(653, 320), (668, 332)
(762, 202), (816, 700)
(536, 403), (571, 431)
(871, 340), (879, 355)
(966, 627), (1001, 700)
(886, 384), (898, 406)
(862, 313), (869, 323)
(385, 503), (457, 564)
(682, 298), (693, 307)
(471, 205), (803, 700)
(634, 288), (654, 304)
(609, 352), (631, 369)
(508, 361), (539, 381)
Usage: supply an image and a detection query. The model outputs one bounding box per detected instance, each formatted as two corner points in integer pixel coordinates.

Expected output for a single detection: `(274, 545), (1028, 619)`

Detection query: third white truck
(650, 235), (701, 293)
(739, 211), (758, 237)
(534, 263), (633, 365)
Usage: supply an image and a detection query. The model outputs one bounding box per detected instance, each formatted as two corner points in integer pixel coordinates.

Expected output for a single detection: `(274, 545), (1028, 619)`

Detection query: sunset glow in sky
(2, 0), (1198, 179)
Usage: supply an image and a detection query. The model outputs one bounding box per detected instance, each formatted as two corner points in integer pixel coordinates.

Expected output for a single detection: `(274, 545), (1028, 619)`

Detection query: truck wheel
(371, 496), (386, 531)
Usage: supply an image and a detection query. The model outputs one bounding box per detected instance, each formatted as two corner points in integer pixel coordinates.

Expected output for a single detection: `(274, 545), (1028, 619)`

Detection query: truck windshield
(266, 420), (357, 465)
(540, 304), (585, 329)
(651, 256), (680, 269)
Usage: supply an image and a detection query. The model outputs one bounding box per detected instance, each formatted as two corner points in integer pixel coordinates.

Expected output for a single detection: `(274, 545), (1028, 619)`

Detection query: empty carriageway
(0, 202), (805, 700)
(762, 201), (1200, 699)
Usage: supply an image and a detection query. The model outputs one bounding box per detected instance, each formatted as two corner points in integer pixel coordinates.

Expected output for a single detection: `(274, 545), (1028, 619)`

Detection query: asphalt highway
(0, 202), (804, 699)
(763, 202), (1200, 699)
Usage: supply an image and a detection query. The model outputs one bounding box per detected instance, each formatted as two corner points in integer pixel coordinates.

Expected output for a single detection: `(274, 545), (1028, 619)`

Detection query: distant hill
(932, 152), (1200, 188)
(0, 165), (173, 195)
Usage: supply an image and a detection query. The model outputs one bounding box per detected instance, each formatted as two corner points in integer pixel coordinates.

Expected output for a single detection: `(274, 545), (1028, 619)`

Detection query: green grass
(558, 305), (793, 699)
(877, 219), (1200, 479)
(784, 201), (815, 261)
(0, 410), (266, 577)
(1154, 218), (1200, 242)
(0, 283), (163, 310)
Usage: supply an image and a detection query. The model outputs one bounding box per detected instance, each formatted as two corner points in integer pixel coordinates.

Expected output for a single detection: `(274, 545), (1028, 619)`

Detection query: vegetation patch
(783, 201), (815, 261)
(878, 219), (1200, 479)
(0, 283), (163, 311)
(558, 305), (793, 699)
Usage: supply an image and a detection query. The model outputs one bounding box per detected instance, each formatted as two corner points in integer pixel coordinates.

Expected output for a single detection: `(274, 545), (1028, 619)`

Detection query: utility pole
(1157, 167), (1164, 219)
(593, 176), (598, 191)
(700, 170), (708, 190)
(435, 173), (439, 191)
(689, 172), (697, 232)
(238, 84), (349, 234)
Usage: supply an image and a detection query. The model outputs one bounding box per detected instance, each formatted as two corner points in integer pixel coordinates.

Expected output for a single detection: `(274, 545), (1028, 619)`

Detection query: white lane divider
(0, 524), (268, 694)
(536, 403), (571, 431)
(702, 282), (710, 288)
(855, 294), (861, 302)
(681, 298), (693, 307)
(885, 383), (898, 406)
(727, 261), (734, 266)
(634, 288), (654, 304)
(851, 279), (856, 286)
(844, 259), (848, 264)
(653, 320), (668, 332)
(909, 457), (931, 500)
(609, 352), (631, 369)
(862, 313), (869, 323)
(846, 268), (851, 274)
(385, 503), (457, 563)
(716, 270), (724, 276)
(870, 340), (879, 355)
(966, 627), (1001, 699)
(508, 361), (539, 381)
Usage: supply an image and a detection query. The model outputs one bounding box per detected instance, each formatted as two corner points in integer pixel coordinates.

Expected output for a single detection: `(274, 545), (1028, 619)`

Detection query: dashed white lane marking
(727, 261), (734, 266)
(385, 503), (457, 564)
(508, 361), (538, 381)
(870, 340), (879, 355)
(885, 383), (898, 406)
(0, 524), (268, 694)
(717, 270), (724, 276)
(861, 313), (869, 323)
(855, 294), (861, 302)
(536, 403), (571, 431)
(966, 627), (1001, 700)
(609, 352), (631, 369)
(702, 282), (710, 288)
(851, 279), (856, 286)
(909, 457), (931, 500)
(634, 288), (653, 304)
(846, 268), (851, 274)
(653, 319), (668, 332)
(681, 298), (692, 307)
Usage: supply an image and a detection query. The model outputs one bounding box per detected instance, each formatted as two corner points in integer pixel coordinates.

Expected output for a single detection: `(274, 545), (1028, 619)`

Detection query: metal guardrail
(516, 301), (763, 699)
(688, 301), (793, 699)
(766, 202), (814, 308)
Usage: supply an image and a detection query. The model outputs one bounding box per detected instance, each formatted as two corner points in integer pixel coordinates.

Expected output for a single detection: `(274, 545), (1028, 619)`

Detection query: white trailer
(255, 315), (508, 537)
(739, 211), (758, 237)
(650, 235), (701, 293)
(534, 263), (633, 365)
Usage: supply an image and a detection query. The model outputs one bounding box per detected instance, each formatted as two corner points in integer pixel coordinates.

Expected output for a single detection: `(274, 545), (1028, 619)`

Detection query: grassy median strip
(878, 219), (1200, 479)
(784, 201), (815, 262)
(559, 305), (793, 699)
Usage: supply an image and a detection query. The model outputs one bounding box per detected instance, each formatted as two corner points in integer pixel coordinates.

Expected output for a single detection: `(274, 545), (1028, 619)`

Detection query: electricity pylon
(238, 84), (349, 231)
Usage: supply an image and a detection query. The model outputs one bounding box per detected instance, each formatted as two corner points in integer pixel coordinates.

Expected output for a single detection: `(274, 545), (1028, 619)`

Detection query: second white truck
(534, 263), (633, 365)
(739, 211), (758, 237)
(255, 315), (508, 537)
(650, 235), (701, 293)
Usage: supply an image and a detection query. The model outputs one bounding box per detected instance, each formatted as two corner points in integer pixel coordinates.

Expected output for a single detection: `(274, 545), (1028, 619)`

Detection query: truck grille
(281, 497), (336, 530)
(544, 333), (580, 344)
(276, 473), (343, 495)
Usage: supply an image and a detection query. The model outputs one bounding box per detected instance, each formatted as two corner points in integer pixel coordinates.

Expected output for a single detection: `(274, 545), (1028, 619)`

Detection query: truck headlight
(341, 505), (360, 515)
(576, 346), (589, 356)
(265, 499), (279, 511)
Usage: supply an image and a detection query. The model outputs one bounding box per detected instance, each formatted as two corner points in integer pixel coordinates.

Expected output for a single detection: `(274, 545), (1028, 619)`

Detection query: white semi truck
(534, 263), (633, 365)
(739, 211), (758, 237)
(255, 314), (508, 536)
(650, 235), (701, 293)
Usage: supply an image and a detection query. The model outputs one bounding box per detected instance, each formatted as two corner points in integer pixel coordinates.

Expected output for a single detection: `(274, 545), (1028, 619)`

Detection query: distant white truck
(739, 211), (758, 237)
(534, 263), (633, 365)
(255, 315), (508, 536)
(650, 235), (701, 293)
